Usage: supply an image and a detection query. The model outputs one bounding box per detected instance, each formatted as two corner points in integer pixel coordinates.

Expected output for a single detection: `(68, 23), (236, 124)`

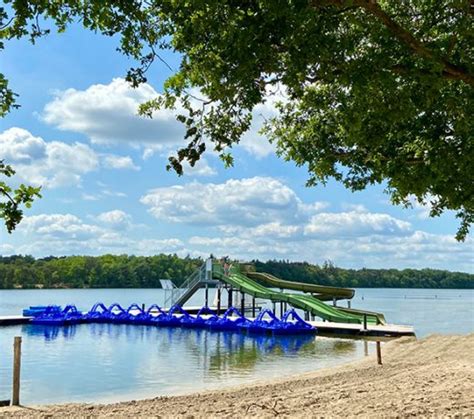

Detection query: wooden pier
(0, 316), (31, 326)
(310, 320), (415, 339)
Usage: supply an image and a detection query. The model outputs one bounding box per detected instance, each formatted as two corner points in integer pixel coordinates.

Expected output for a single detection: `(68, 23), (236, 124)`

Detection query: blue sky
(1, 25), (472, 272)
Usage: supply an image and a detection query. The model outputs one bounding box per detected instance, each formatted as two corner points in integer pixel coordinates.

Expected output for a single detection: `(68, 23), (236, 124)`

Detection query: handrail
(164, 262), (206, 307)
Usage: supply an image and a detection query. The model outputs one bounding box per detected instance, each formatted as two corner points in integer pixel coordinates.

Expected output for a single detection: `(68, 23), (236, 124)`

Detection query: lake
(0, 288), (473, 404)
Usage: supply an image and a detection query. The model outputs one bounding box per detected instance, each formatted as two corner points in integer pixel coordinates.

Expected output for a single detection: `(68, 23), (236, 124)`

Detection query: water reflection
(24, 324), (77, 341)
(10, 323), (359, 404)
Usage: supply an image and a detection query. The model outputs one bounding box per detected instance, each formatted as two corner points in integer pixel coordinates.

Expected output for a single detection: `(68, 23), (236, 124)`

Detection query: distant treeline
(0, 255), (472, 289)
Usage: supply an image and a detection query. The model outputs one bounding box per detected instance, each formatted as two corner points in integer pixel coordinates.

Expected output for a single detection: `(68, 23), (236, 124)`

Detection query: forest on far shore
(0, 254), (472, 290)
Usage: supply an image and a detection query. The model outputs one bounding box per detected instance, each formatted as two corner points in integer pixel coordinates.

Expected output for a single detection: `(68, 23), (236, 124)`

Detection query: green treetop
(1, 1), (473, 238)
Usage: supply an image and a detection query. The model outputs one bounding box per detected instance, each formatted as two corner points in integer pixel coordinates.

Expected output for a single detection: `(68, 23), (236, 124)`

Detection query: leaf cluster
(1, 1), (473, 238)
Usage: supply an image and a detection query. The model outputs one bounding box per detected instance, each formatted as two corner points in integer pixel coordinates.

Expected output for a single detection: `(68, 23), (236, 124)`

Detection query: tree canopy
(1, 1), (473, 239)
(0, 254), (472, 289)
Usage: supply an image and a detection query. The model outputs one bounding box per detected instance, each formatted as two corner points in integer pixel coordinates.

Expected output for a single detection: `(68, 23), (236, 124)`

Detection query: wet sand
(2, 334), (473, 418)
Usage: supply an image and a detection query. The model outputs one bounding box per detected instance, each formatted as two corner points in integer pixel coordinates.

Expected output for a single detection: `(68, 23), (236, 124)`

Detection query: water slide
(213, 266), (385, 325)
(246, 271), (355, 300)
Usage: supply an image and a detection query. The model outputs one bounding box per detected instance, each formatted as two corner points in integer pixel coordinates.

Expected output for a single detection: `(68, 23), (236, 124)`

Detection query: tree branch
(309, 0), (474, 86)
(357, 0), (474, 86)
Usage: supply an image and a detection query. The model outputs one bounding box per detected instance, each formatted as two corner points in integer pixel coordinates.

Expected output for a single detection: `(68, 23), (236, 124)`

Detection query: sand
(2, 334), (473, 418)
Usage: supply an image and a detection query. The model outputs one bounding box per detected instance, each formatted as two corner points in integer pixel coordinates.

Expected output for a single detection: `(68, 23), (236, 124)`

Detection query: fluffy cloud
(41, 78), (279, 159)
(140, 176), (323, 227)
(0, 128), (145, 189)
(0, 127), (99, 188)
(102, 155), (140, 171)
(303, 211), (412, 238)
(8, 212), (185, 257)
(96, 210), (133, 230)
(42, 78), (185, 146)
(19, 214), (102, 240)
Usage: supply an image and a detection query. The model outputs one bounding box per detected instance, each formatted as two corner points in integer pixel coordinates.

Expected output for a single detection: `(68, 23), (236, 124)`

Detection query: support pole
(280, 301), (283, 318)
(252, 296), (256, 318)
(333, 297), (336, 307)
(240, 292), (245, 315)
(228, 286), (233, 308)
(205, 284), (209, 307)
(363, 314), (368, 331)
(272, 301), (276, 315)
(376, 341), (382, 365)
(347, 300), (351, 309)
(12, 336), (21, 406)
(217, 286), (221, 315)
(141, 303), (145, 312)
(364, 340), (369, 356)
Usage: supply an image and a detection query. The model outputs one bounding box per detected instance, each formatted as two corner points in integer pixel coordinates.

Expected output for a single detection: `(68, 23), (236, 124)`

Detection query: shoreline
(2, 334), (473, 418)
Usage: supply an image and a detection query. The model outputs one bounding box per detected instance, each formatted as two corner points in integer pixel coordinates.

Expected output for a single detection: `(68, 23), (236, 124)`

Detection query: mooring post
(12, 336), (21, 406)
(217, 286), (221, 315)
(205, 284), (209, 307)
(376, 341), (382, 365)
(252, 296), (256, 317)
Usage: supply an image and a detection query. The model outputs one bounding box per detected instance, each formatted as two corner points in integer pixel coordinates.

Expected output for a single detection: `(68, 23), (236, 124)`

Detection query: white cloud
(102, 155), (140, 171)
(6, 212), (185, 257)
(96, 210), (132, 230)
(140, 176), (322, 227)
(42, 78), (185, 146)
(0, 127), (99, 188)
(19, 214), (102, 240)
(182, 158), (217, 177)
(304, 211), (412, 238)
(41, 78), (280, 160)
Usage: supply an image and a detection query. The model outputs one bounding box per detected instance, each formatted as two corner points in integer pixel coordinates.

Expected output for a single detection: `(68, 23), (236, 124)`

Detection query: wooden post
(252, 296), (256, 318)
(217, 287), (221, 315)
(141, 303), (145, 312)
(280, 301), (284, 317)
(363, 314), (368, 331)
(205, 284), (209, 307)
(272, 301), (276, 315)
(376, 341), (382, 365)
(12, 336), (22, 406)
(364, 340), (369, 356)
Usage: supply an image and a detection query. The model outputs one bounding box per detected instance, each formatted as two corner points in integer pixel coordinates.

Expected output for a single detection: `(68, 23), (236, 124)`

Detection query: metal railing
(164, 262), (207, 308)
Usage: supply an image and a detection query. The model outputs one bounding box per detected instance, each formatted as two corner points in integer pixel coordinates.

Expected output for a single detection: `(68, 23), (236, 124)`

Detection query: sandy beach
(2, 334), (473, 418)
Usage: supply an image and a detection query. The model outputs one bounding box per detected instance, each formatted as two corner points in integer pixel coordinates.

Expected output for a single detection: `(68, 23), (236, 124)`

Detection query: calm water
(0, 288), (473, 404)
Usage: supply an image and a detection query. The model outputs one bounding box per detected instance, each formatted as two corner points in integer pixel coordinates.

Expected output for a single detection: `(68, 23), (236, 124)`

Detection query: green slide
(213, 264), (385, 325)
(247, 271), (355, 300)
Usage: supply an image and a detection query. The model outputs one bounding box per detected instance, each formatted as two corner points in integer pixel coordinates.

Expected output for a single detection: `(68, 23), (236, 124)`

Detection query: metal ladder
(164, 262), (207, 308)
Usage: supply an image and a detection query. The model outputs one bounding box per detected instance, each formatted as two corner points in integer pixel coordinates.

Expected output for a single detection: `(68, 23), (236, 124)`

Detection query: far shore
(2, 333), (473, 418)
